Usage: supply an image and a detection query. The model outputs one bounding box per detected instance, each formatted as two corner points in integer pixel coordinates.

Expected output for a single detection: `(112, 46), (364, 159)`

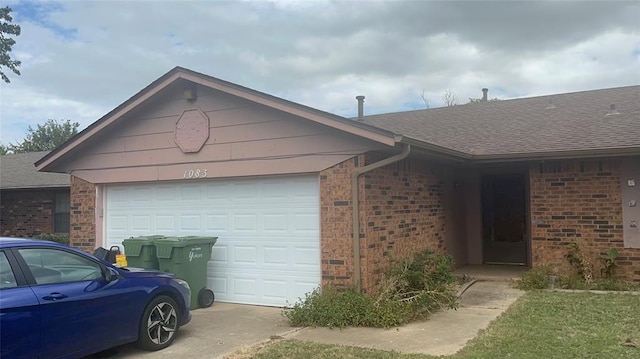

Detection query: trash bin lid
(123, 235), (166, 244)
(154, 236), (217, 247)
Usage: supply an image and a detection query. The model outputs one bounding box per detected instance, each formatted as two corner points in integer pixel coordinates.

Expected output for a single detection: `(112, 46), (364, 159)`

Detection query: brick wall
(70, 176), (97, 252)
(319, 154), (447, 292)
(361, 156), (446, 290)
(319, 156), (361, 289)
(530, 159), (640, 281)
(0, 189), (58, 236)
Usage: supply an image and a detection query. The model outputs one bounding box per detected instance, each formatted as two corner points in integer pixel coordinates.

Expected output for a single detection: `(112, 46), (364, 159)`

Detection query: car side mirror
(104, 266), (120, 282)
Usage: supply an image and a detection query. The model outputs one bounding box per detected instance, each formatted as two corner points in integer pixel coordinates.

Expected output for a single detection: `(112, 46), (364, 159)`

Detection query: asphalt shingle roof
(360, 85), (640, 157)
(1, 151), (69, 190)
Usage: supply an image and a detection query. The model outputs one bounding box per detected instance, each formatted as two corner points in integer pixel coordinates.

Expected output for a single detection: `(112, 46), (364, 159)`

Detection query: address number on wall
(183, 169), (208, 179)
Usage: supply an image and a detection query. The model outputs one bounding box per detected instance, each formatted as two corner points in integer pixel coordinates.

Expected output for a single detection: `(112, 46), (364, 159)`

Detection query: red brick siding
(319, 156), (361, 289)
(70, 176), (96, 251)
(319, 154), (447, 292)
(361, 157), (446, 290)
(0, 189), (60, 236)
(530, 159), (640, 281)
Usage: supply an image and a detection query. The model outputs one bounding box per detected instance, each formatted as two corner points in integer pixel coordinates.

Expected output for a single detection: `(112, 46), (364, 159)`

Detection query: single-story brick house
(1, 151), (71, 237)
(35, 67), (639, 306)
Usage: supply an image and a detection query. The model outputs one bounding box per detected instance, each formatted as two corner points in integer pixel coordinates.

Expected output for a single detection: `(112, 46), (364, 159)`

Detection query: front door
(481, 174), (527, 265)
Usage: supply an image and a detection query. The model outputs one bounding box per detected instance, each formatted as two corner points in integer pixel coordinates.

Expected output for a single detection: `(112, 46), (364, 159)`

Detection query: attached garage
(104, 175), (320, 306)
(35, 66), (405, 303)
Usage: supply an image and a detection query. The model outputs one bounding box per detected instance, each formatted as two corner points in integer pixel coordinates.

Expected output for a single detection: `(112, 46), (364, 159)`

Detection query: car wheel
(138, 295), (180, 351)
(198, 288), (215, 308)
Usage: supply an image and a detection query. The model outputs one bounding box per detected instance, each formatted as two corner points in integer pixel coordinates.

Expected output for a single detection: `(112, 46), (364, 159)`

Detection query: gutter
(351, 144), (411, 290)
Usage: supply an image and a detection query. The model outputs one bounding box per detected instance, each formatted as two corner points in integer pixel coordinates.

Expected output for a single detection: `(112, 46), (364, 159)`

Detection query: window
(18, 248), (102, 285)
(55, 192), (70, 233)
(0, 252), (18, 289)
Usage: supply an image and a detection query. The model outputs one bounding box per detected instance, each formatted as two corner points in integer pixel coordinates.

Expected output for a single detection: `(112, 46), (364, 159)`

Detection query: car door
(16, 247), (137, 358)
(0, 250), (40, 359)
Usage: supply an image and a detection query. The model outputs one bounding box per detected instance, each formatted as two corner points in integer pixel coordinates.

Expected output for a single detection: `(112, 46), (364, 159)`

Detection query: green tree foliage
(8, 119), (80, 153)
(0, 144), (9, 155)
(0, 6), (21, 83)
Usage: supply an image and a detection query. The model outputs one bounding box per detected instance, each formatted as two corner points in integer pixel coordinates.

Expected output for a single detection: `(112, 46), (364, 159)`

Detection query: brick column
(70, 176), (97, 252)
(319, 156), (361, 289)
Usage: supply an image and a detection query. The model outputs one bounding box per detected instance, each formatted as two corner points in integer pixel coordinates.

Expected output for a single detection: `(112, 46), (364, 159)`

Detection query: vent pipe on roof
(546, 98), (556, 110)
(482, 88), (488, 102)
(356, 95), (365, 121)
(606, 104), (620, 116)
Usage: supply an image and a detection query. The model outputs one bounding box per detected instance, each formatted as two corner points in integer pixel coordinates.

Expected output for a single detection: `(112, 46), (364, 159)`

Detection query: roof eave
(399, 137), (473, 162)
(470, 147), (640, 163)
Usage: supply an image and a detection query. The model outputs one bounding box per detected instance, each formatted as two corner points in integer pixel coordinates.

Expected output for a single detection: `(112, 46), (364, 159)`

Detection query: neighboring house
(35, 67), (640, 306)
(1, 151), (71, 237)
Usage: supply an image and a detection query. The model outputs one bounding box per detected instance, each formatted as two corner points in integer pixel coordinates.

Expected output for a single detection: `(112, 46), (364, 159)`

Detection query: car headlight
(173, 278), (190, 291)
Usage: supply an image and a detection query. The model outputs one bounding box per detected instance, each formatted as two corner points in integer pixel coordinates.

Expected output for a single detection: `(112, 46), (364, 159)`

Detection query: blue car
(0, 237), (191, 358)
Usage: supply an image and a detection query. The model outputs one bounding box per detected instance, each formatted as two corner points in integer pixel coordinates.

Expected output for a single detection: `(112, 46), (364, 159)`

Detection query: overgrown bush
(516, 266), (554, 290)
(283, 250), (458, 328)
(33, 233), (70, 245)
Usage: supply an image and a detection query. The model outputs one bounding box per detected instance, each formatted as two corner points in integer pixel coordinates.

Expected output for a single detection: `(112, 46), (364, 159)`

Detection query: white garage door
(104, 175), (320, 307)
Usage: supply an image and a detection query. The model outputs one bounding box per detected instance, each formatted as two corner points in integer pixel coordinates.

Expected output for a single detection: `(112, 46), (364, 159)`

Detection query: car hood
(117, 267), (175, 279)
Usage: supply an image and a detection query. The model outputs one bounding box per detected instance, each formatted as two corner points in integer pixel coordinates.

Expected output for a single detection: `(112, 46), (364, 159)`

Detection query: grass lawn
(244, 291), (640, 359)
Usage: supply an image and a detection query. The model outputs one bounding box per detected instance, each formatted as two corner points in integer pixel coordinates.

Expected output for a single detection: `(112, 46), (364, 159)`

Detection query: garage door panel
(205, 214), (229, 231)
(263, 246), (287, 264)
(132, 215), (152, 230)
(212, 246), (228, 263)
(106, 175), (320, 307)
(210, 270), (318, 306)
(233, 214), (258, 231)
(156, 215), (176, 230)
(179, 215), (201, 231)
(234, 246), (258, 263)
(263, 213), (288, 231)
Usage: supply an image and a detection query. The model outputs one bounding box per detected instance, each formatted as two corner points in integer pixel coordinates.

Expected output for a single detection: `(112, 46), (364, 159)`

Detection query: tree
(420, 88), (430, 109)
(442, 89), (458, 107)
(468, 97), (500, 103)
(0, 144), (9, 155)
(0, 6), (21, 83)
(8, 119), (80, 153)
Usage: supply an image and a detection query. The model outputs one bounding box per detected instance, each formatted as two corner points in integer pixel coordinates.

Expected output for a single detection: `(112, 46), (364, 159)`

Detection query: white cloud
(1, 0), (638, 144)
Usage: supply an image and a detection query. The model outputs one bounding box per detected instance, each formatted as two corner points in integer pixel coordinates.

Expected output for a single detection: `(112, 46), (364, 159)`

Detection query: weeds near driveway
(246, 292), (640, 359)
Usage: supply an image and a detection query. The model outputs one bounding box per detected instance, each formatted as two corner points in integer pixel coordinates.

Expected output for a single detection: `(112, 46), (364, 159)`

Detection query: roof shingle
(1, 152), (70, 190)
(360, 85), (640, 157)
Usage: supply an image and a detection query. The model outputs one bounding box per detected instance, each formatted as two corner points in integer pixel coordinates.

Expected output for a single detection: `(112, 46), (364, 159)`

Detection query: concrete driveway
(101, 303), (293, 359)
(98, 281), (523, 358)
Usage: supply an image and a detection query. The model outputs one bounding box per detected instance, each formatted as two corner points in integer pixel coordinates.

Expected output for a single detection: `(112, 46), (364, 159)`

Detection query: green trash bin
(122, 235), (165, 270)
(155, 236), (217, 309)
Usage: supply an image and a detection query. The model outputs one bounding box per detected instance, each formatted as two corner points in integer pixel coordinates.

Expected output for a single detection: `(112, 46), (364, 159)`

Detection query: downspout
(351, 144), (411, 290)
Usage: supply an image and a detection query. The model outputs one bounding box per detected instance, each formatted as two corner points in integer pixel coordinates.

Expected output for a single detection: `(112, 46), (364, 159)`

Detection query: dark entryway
(481, 174), (527, 265)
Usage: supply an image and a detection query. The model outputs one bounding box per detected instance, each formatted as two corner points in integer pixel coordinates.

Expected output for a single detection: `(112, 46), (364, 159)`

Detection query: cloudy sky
(1, 0), (639, 145)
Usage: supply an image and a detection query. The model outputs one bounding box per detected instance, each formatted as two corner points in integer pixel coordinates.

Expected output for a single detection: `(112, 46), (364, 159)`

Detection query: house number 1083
(183, 169), (208, 179)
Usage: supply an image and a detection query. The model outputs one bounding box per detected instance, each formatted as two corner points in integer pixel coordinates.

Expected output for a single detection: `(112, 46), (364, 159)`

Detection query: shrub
(33, 233), (70, 245)
(383, 250), (458, 316)
(284, 287), (378, 328)
(283, 250), (458, 328)
(516, 266), (554, 290)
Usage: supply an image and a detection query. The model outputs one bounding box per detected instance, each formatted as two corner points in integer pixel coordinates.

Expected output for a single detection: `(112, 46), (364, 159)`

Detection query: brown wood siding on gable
(63, 82), (384, 183)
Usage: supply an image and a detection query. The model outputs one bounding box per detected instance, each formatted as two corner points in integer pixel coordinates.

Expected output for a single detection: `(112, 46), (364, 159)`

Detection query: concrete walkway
(285, 281), (524, 356)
